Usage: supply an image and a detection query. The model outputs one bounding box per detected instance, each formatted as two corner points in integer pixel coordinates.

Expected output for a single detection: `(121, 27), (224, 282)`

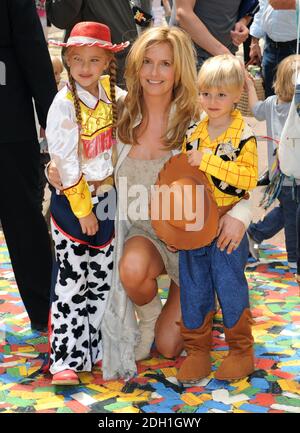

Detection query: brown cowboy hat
(150, 153), (219, 250)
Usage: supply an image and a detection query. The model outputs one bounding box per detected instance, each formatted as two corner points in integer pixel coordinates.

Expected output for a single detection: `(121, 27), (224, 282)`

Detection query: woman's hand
(166, 245), (178, 253)
(48, 161), (63, 190)
(79, 212), (99, 236)
(248, 40), (262, 66)
(217, 213), (246, 254)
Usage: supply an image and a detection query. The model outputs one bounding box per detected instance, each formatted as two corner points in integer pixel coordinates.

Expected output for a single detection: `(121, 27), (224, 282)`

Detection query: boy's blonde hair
(118, 26), (199, 149)
(273, 54), (300, 103)
(198, 54), (245, 93)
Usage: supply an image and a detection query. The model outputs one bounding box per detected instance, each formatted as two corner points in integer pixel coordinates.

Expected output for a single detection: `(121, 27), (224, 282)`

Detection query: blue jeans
(179, 235), (250, 330)
(248, 186), (300, 264)
(262, 36), (297, 97)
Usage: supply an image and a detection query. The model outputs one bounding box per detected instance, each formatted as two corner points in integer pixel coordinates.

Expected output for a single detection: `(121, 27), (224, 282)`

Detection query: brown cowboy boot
(215, 308), (255, 381)
(177, 311), (214, 384)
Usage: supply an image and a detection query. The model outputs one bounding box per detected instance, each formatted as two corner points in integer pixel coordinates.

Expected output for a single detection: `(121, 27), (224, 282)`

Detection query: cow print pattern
(49, 225), (114, 374)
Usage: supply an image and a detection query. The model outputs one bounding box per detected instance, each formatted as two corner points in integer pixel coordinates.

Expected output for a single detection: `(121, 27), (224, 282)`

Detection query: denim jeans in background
(248, 186), (300, 264)
(262, 36), (297, 98)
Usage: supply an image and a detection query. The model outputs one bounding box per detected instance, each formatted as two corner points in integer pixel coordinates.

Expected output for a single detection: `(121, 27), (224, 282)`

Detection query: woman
(49, 26), (252, 380)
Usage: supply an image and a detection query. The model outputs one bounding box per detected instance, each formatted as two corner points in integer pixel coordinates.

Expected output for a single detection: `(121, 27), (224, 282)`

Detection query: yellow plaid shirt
(182, 110), (258, 207)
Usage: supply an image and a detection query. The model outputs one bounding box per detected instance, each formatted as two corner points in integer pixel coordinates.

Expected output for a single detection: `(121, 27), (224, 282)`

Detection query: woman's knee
(119, 253), (146, 289)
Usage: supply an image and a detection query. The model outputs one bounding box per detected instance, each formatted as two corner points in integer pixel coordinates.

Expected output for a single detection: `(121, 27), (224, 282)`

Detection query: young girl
(246, 55), (300, 271)
(178, 54), (258, 383)
(46, 22), (128, 385)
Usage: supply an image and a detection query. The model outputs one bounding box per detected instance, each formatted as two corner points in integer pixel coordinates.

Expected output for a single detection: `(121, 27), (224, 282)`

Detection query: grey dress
(118, 154), (179, 285)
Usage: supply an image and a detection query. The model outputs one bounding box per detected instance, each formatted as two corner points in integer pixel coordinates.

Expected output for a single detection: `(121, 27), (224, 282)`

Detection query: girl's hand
(79, 212), (99, 236)
(217, 213), (246, 254)
(187, 150), (203, 167)
(48, 161), (63, 190)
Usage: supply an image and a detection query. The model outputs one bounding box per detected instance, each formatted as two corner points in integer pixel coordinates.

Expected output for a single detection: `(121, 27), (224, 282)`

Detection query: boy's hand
(79, 212), (99, 236)
(187, 150), (203, 167)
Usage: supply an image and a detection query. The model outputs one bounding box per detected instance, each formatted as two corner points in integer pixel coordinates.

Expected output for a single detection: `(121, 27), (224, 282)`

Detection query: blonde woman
(49, 26), (252, 380)
(101, 27), (252, 379)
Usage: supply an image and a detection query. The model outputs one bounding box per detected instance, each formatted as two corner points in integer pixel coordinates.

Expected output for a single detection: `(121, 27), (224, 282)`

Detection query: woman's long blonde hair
(274, 54), (300, 103)
(118, 26), (199, 149)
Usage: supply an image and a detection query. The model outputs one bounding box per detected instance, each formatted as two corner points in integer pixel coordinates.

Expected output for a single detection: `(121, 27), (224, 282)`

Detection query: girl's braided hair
(67, 70), (82, 129)
(107, 55), (118, 139)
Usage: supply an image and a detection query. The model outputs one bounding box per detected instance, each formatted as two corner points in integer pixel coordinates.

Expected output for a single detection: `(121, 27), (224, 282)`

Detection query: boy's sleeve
(46, 96), (92, 218)
(199, 136), (258, 191)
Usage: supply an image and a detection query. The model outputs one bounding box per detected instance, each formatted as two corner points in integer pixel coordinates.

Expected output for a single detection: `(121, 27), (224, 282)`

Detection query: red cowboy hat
(150, 153), (219, 250)
(49, 22), (129, 53)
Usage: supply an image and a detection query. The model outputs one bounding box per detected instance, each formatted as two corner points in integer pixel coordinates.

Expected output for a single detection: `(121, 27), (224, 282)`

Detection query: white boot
(134, 294), (163, 361)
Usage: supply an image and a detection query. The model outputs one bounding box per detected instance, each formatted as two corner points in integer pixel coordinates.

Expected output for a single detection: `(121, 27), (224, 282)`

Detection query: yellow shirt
(182, 110), (258, 207)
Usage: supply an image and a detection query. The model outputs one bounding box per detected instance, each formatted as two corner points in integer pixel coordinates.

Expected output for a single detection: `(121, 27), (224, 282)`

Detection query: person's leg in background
(261, 37), (277, 98)
(278, 186), (299, 270)
(0, 140), (52, 329)
(247, 205), (284, 259)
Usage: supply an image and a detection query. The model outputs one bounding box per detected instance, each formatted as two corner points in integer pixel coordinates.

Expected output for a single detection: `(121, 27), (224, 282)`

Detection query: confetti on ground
(0, 231), (299, 413)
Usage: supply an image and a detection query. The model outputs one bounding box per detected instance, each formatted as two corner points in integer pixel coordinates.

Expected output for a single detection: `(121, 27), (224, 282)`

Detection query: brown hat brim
(151, 154), (219, 250)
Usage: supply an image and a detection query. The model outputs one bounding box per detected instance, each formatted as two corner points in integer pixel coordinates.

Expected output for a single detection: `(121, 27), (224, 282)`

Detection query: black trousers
(0, 139), (52, 325)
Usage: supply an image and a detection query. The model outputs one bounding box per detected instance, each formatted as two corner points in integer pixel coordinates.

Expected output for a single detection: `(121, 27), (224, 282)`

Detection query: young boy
(178, 54), (258, 383)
